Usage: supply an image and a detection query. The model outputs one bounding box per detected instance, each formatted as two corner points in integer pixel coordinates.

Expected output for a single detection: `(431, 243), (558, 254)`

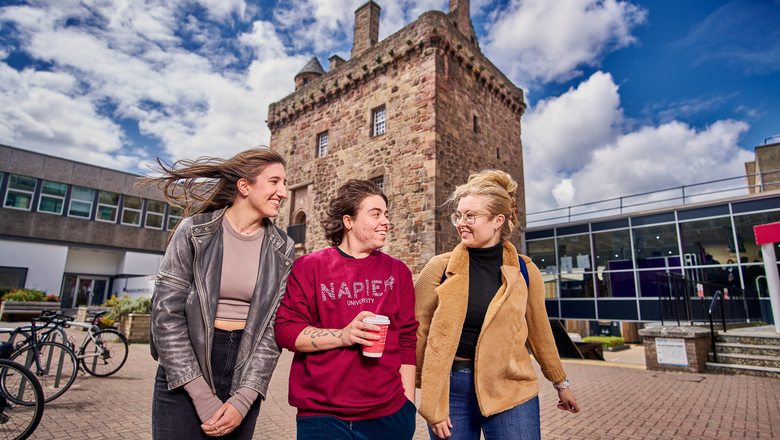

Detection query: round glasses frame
(451, 211), (491, 227)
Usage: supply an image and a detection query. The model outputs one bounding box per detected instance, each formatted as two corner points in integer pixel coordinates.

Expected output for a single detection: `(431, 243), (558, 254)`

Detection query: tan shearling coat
(415, 241), (567, 424)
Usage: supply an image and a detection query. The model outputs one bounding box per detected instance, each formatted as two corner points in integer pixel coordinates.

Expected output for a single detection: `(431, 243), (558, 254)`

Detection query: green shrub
(1, 288), (55, 302)
(0, 286), (16, 297)
(102, 294), (151, 322)
(582, 336), (625, 347)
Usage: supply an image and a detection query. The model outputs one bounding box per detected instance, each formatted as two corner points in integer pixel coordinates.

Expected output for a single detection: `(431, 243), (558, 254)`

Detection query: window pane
(167, 206), (183, 230)
(559, 273), (594, 298)
(733, 211), (780, 263)
(632, 224), (680, 268)
(38, 196), (64, 214)
(41, 180), (67, 196)
(97, 205), (117, 222)
(680, 217), (734, 268)
(593, 229), (633, 270)
(146, 213), (163, 229)
(527, 239), (556, 273)
(99, 191), (119, 206)
(638, 268), (682, 297)
(557, 234), (591, 273)
(4, 192), (32, 209)
(147, 200), (165, 214)
(542, 274), (558, 299)
(122, 209), (141, 225)
(71, 186), (95, 202)
(596, 270), (636, 297)
(373, 108), (386, 136)
(8, 175), (36, 192)
(124, 196), (143, 210)
(69, 200), (92, 218)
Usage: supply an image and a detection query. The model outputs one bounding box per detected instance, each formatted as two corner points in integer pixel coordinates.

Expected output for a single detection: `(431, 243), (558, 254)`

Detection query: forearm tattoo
(302, 326), (343, 339)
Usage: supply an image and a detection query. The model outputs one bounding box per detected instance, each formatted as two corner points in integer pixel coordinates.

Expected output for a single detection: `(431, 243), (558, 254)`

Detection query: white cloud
(523, 71), (753, 212)
(0, 0), (306, 171)
(483, 0), (647, 86)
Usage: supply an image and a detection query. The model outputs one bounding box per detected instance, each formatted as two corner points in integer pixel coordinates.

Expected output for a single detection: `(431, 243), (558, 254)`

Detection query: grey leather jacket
(150, 207), (295, 397)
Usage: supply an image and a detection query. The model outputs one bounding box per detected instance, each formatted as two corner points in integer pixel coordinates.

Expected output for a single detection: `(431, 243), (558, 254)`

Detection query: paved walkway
(9, 331), (779, 439)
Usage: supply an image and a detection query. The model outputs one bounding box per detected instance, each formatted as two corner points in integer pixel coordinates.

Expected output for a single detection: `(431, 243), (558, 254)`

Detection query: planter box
(604, 344), (630, 352)
(119, 313), (151, 343)
(0, 301), (59, 322)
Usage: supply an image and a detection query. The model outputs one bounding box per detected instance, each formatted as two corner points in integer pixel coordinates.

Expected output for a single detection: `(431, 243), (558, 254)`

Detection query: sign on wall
(656, 338), (688, 366)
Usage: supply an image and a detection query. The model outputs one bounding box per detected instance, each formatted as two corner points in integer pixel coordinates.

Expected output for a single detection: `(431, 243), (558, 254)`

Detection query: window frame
(95, 191), (120, 223)
(37, 180), (68, 215)
(4, 174), (37, 211)
(317, 132), (328, 158)
(68, 185), (96, 219)
(371, 176), (384, 193)
(167, 206), (183, 231)
(121, 195), (143, 227)
(372, 106), (386, 137)
(145, 200), (166, 230)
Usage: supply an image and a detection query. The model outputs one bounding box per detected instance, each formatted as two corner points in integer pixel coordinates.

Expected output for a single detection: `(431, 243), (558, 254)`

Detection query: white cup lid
(362, 315), (390, 325)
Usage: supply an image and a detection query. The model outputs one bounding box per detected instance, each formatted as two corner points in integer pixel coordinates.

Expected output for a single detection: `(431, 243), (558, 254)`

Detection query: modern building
(268, 0), (526, 273)
(0, 144), (180, 309)
(522, 142), (780, 341)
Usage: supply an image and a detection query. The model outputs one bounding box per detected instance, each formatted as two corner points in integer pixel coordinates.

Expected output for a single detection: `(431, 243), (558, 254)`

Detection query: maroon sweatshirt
(275, 247), (418, 421)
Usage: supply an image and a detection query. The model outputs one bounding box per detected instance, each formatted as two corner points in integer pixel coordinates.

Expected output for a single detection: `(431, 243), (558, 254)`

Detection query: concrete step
(718, 330), (780, 346)
(715, 342), (780, 357)
(708, 352), (780, 369)
(705, 362), (780, 378)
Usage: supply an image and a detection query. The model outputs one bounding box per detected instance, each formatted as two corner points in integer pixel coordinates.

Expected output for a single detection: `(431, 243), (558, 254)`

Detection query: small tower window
(372, 107), (386, 136)
(371, 176), (384, 193)
(473, 115), (479, 133)
(317, 132), (328, 157)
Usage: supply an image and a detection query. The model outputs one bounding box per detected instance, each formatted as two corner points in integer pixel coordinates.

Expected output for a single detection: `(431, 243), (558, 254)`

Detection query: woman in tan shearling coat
(415, 170), (579, 440)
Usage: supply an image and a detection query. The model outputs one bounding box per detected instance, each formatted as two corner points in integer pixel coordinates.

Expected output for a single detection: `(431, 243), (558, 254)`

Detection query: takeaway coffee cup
(362, 315), (390, 358)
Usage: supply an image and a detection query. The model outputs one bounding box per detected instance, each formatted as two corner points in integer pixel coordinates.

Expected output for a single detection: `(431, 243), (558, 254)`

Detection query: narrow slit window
(317, 132), (328, 157)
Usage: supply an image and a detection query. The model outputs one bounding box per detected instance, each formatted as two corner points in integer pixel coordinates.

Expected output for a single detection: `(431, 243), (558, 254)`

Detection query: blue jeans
(297, 399), (417, 440)
(152, 329), (262, 440)
(427, 368), (540, 440)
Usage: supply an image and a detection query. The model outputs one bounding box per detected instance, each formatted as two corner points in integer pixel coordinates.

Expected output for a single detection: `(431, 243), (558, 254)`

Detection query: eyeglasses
(451, 211), (491, 227)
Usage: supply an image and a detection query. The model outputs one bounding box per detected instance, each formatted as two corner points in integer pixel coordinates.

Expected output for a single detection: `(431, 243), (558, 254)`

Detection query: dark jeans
(427, 368), (540, 440)
(152, 329), (262, 440)
(296, 399), (417, 440)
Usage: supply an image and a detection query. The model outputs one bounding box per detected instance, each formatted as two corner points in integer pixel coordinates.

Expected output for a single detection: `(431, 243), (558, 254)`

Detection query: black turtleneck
(456, 241), (504, 359)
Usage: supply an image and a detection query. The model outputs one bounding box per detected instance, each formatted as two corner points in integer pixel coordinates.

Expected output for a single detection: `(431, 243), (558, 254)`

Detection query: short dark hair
(322, 179), (388, 246)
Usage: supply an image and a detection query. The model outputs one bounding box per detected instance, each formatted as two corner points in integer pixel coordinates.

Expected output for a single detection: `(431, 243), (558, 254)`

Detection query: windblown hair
(447, 169), (519, 240)
(322, 179), (388, 247)
(136, 147), (285, 240)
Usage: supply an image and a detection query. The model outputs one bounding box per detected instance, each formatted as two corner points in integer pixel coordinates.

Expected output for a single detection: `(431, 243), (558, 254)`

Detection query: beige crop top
(216, 216), (263, 321)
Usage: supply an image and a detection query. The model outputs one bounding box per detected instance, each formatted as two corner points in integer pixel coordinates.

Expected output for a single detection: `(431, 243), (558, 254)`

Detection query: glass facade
(96, 191), (120, 222)
(524, 196), (780, 322)
(69, 186), (95, 218)
(38, 180), (68, 214)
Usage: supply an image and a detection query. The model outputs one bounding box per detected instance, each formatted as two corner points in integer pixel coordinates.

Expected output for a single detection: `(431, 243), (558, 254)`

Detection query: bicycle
(35, 311), (129, 377)
(0, 315), (79, 404)
(0, 343), (45, 440)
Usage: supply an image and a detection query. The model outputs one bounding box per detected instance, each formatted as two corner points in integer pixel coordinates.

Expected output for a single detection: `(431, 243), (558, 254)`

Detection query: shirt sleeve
(274, 258), (312, 352)
(397, 262), (419, 366)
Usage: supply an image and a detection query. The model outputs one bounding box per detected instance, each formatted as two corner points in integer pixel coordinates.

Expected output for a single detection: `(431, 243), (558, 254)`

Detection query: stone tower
(268, 0), (526, 274)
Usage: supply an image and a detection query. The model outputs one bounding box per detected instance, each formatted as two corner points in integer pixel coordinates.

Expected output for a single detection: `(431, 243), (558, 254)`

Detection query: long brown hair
(321, 179), (388, 246)
(137, 147), (286, 239)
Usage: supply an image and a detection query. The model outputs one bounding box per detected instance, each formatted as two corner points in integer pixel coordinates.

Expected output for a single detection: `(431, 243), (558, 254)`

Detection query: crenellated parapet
(268, 11), (525, 132)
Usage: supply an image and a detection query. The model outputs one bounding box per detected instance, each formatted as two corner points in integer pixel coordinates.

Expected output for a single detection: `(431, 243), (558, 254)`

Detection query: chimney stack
(351, 1), (381, 59)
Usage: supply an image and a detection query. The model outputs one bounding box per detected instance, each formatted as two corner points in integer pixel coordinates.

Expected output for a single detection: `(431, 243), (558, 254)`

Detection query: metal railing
(525, 168), (780, 228)
(709, 291), (727, 364)
(655, 272), (763, 326)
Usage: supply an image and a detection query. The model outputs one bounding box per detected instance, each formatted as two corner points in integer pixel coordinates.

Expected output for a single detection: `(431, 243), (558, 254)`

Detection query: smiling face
(455, 194), (504, 248)
(246, 162), (287, 219)
(344, 194), (389, 252)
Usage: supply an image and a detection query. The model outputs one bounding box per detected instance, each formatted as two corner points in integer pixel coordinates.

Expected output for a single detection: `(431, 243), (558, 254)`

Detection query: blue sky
(0, 0), (778, 212)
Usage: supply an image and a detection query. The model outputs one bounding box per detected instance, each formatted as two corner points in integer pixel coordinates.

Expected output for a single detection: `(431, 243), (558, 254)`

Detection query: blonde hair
(447, 170), (519, 240)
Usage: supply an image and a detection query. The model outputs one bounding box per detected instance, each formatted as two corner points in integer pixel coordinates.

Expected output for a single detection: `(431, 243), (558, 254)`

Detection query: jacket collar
(189, 206), (286, 251)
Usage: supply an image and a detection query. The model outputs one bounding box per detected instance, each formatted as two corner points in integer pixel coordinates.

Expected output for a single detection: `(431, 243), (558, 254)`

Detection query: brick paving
(16, 340), (780, 439)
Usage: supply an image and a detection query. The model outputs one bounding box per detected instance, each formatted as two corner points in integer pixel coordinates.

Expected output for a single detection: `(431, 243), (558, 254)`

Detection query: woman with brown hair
(274, 179), (418, 440)
(415, 170), (579, 440)
(145, 148), (296, 439)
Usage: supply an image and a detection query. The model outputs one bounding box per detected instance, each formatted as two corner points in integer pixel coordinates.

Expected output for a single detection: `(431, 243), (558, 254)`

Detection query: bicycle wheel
(80, 330), (129, 377)
(0, 359), (44, 440)
(11, 341), (78, 403)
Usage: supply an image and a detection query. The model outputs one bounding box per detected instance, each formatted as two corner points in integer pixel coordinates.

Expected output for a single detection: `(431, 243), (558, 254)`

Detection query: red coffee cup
(362, 315), (390, 358)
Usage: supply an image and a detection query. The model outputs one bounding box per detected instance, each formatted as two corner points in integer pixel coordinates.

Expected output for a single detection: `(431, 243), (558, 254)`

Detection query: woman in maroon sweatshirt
(275, 179), (418, 440)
